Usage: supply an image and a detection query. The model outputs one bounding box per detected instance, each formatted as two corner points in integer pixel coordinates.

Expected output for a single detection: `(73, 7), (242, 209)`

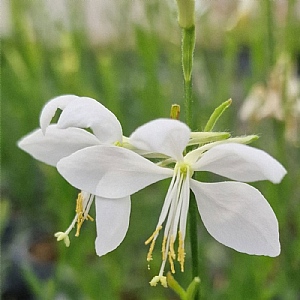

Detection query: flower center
(54, 191), (94, 247)
(113, 140), (123, 147)
(145, 161), (192, 287)
(175, 161), (193, 178)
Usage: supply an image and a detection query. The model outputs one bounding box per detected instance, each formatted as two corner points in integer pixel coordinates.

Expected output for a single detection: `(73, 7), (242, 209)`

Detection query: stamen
(87, 215), (94, 221)
(168, 253), (175, 274)
(145, 226), (162, 245)
(146, 162), (191, 285)
(177, 231), (185, 272)
(168, 236), (176, 273)
(146, 239), (156, 263)
(145, 226), (162, 264)
(75, 192), (94, 237)
(169, 236), (176, 259)
(161, 236), (167, 261)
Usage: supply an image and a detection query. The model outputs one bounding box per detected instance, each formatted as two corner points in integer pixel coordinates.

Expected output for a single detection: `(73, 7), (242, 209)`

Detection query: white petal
(17, 125), (100, 166)
(190, 180), (280, 257)
(57, 97), (122, 143)
(194, 143), (286, 183)
(129, 118), (190, 161)
(95, 196), (131, 256)
(40, 95), (78, 133)
(57, 145), (173, 198)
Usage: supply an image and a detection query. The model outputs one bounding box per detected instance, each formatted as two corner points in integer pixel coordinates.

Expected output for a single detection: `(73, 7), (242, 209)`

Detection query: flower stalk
(178, 7), (199, 298)
(182, 26), (196, 127)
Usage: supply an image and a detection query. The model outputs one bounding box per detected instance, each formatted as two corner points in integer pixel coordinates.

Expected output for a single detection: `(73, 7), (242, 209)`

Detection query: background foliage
(1, 1), (300, 299)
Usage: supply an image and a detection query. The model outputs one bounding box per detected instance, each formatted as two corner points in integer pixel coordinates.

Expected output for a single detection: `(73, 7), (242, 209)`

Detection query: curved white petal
(57, 145), (173, 198)
(57, 97), (122, 143)
(95, 196), (131, 256)
(190, 180), (280, 257)
(17, 124), (100, 166)
(129, 118), (190, 161)
(40, 95), (78, 133)
(193, 143), (286, 183)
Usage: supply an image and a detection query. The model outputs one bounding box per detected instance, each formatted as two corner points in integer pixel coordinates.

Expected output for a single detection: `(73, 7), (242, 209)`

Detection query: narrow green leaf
(204, 99), (232, 132)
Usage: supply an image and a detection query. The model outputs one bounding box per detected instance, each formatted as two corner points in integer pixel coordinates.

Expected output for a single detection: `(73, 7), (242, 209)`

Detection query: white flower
(18, 95), (130, 256)
(18, 95), (123, 166)
(239, 53), (300, 145)
(56, 118), (286, 286)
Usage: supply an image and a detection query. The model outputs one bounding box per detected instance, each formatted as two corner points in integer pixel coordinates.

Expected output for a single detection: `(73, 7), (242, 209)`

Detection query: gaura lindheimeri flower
(18, 95), (131, 256)
(56, 118), (287, 287)
(239, 53), (300, 145)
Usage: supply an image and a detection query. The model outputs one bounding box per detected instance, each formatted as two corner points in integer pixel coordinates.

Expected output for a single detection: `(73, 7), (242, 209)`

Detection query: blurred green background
(1, 0), (300, 299)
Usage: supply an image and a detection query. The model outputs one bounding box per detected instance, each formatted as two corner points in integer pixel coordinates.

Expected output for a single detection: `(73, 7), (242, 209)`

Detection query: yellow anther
(75, 192), (93, 237)
(168, 252), (175, 274)
(168, 236), (176, 274)
(146, 239), (156, 262)
(145, 226), (162, 264)
(169, 236), (176, 259)
(145, 226), (162, 245)
(177, 231), (185, 272)
(87, 215), (94, 221)
(161, 236), (167, 261)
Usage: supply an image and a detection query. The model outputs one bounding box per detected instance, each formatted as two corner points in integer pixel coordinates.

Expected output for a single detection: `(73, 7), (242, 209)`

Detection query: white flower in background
(56, 118), (286, 287)
(18, 95), (131, 256)
(240, 53), (300, 145)
(239, 83), (284, 122)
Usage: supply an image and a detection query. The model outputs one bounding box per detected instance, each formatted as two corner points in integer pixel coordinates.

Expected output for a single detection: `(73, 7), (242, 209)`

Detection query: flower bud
(176, 0), (195, 29)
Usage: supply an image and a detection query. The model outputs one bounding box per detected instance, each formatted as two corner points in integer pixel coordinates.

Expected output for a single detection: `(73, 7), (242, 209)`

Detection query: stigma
(54, 191), (94, 246)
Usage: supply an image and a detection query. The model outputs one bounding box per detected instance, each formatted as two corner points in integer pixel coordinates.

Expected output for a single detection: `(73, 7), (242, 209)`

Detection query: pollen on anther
(178, 231), (186, 272)
(168, 236), (176, 273)
(87, 215), (94, 221)
(145, 226), (162, 264)
(161, 236), (167, 260)
(74, 192), (94, 237)
(169, 236), (176, 259)
(146, 239), (155, 262)
(145, 226), (162, 245)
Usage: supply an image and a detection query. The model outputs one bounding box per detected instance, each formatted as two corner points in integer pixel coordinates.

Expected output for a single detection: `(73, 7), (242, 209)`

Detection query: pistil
(54, 191), (94, 247)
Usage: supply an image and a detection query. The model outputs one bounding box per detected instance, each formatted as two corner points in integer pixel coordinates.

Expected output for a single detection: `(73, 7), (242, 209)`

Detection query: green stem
(188, 192), (199, 279)
(184, 78), (193, 126)
(182, 26), (195, 126)
(181, 26), (199, 299)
